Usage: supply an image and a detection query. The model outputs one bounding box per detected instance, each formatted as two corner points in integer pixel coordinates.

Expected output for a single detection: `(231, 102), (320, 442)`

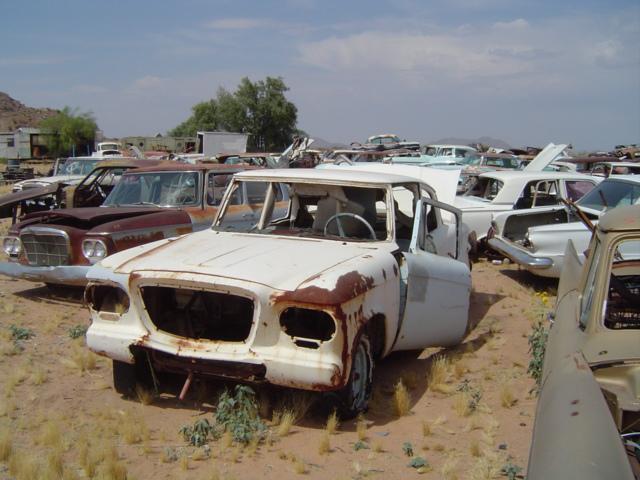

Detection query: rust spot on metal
(270, 270), (375, 307)
(571, 399), (579, 405)
(571, 411), (579, 416)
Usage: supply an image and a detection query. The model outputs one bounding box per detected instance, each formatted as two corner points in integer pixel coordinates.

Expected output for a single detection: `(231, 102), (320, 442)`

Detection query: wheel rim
(350, 342), (369, 409)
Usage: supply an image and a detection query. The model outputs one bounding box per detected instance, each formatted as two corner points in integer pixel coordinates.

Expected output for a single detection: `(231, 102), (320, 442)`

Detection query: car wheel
(112, 358), (152, 396)
(334, 334), (374, 419)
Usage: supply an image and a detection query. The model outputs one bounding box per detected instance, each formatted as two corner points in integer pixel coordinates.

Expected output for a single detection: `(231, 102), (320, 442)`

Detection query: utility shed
(0, 127), (50, 160)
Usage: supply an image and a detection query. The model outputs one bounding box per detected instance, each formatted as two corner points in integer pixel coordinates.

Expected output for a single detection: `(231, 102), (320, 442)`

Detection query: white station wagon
(454, 170), (601, 242)
(85, 168), (472, 417)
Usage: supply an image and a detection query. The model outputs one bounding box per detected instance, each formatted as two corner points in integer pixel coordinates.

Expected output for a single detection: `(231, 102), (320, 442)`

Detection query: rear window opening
(140, 286), (254, 341)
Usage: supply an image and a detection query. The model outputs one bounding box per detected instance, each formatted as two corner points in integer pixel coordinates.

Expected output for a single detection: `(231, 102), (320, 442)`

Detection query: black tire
(112, 357), (153, 396)
(113, 360), (137, 396)
(333, 334), (374, 419)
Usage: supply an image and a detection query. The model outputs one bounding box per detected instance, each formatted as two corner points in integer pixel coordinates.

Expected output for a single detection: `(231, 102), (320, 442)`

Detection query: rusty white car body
(454, 170), (601, 241)
(488, 176), (640, 278)
(85, 168), (471, 416)
(527, 205), (640, 479)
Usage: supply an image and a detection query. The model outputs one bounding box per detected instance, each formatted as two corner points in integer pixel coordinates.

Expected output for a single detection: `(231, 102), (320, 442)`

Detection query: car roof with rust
(234, 167), (422, 186)
(123, 162), (258, 174)
(598, 205), (640, 232)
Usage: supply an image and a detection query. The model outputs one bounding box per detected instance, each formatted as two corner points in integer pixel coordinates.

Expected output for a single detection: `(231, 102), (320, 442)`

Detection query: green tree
(39, 107), (97, 157)
(169, 77), (298, 151)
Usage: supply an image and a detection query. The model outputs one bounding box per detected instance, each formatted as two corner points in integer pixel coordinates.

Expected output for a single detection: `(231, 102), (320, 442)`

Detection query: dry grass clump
(372, 439), (384, 453)
(500, 383), (517, 408)
(428, 356), (454, 394)
(135, 384), (155, 405)
(292, 455), (307, 474)
(325, 410), (339, 435)
(421, 420), (432, 437)
(470, 439), (482, 457)
(44, 450), (64, 479)
(61, 343), (98, 374)
(356, 414), (367, 441)
(0, 427), (12, 461)
(30, 366), (47, 386)
(468, 454), (501, 480)
(441, 455), (460, 480)
(454, 392), (473, 417)
(37, 419), (61, 446)
(276, 409), (296, 437)
(318, 432), (331, 455)
(8, 451), (40, 479)
(393, 380), (411, 417)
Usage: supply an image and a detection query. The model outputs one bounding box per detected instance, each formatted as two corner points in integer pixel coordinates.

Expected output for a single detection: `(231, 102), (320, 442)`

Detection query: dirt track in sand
(0, 235), (556, 479)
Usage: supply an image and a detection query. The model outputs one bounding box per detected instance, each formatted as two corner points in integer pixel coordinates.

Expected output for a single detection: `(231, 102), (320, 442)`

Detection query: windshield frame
(102, 170), (202, 207)
(213, 177), (403, 243)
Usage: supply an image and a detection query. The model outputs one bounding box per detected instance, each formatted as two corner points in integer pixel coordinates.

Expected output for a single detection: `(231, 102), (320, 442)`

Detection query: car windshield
(459, 156), (482, 166)
(58, 159), (101, 175)
(578, 180), (640, 211)
(103, 171), (200, 207)
(214, 180), (389, 242)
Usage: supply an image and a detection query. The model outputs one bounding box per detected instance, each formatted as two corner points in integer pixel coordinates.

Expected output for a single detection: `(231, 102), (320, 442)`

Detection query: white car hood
(103, 229), (383, 292)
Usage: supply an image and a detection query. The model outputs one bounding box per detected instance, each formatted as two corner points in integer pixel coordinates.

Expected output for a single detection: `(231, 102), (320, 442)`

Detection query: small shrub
(68, 324), (88, 339)
(528, 321), (548, 392)
(216, 385), (267, 444)
(180, 418), (215, 447)
(353, 440), (369, 451)
(402, 441), (414, 457)
(501, 458), (523, 480)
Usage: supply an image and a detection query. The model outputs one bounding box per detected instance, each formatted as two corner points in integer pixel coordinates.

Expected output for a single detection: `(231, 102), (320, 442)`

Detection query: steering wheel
(94, 182), (106, 198)
(324, 213), (376, 240)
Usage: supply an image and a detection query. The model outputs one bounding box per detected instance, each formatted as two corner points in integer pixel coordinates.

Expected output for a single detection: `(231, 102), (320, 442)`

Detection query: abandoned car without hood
(85, 168), (471, 417)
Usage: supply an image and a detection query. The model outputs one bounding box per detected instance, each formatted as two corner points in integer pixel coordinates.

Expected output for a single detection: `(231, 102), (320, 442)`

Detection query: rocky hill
(0, 92), (58, 132)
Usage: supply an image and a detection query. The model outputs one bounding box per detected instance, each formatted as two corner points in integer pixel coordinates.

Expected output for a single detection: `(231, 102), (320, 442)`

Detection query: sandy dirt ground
(0, 219), (556, 479)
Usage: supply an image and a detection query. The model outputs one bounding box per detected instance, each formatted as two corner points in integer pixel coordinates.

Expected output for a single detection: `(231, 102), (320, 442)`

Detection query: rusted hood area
(18, 206), (168, 229)
(105, 230), (386, 294)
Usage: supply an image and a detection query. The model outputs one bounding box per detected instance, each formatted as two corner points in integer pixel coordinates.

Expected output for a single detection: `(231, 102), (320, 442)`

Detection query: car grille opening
(140, 286), (254, 341)
(20, 229), (70, 266)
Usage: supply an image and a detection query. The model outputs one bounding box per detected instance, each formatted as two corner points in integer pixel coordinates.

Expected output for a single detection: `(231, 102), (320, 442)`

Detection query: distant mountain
(429, 136), (513, 150)
(0, 92), (58, 132)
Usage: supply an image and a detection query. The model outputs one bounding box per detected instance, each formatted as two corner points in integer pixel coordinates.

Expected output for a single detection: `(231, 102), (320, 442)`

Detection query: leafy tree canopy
(170, 77), (298, 151)
(39, 107), (97, 157)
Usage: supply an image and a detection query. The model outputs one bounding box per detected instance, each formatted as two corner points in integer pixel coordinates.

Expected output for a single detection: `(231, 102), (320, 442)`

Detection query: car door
(393, 198), (471, 351)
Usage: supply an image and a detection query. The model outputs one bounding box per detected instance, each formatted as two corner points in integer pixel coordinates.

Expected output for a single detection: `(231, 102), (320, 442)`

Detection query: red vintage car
(0, 163), (275, 287)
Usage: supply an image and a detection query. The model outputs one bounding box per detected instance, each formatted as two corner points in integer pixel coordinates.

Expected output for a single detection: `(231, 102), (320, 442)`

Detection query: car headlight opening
(82, 239), (108, 263)
(2, 236), (22, 256)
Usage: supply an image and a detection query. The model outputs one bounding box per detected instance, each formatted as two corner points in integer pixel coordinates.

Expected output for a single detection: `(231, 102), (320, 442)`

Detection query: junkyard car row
(0, 139), (638, 473)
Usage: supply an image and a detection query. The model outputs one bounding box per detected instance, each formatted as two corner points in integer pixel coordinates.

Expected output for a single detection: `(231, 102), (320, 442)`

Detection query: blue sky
(2, 0), (639, 150)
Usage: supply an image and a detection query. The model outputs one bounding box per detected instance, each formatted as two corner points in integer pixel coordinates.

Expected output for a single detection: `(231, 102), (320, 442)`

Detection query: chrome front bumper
(488, 237), (553, 269)
(0, 261), (90, 286)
